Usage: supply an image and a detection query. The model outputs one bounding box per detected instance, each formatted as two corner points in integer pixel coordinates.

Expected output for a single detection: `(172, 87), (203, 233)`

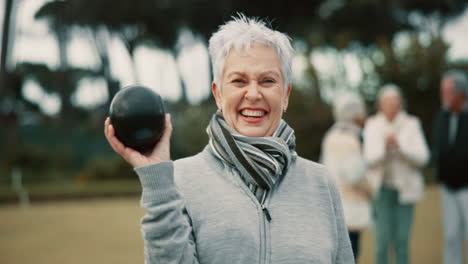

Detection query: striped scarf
(207, 111), (296, 203)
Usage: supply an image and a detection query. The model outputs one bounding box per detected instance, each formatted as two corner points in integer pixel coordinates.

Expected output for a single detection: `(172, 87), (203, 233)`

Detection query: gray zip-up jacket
(135, 146), (354, 264)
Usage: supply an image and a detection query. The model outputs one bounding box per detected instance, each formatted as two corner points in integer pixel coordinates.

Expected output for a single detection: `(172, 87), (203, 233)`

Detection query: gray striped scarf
(207, 111), (296, 203)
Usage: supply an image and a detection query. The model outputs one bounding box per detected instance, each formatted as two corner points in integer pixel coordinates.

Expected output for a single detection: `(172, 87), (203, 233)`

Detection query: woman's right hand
(104, 114), (173, 168)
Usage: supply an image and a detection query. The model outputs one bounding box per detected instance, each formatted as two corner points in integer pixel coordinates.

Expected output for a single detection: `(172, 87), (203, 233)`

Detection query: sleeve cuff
(134, 161), (174, 190)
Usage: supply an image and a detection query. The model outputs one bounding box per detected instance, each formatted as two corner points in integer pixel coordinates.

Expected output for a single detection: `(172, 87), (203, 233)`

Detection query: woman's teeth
(240, 109), (266, 117)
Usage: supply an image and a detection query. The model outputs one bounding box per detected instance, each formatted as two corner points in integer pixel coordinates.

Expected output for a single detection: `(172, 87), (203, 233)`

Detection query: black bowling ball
(109, 85), (165, 154)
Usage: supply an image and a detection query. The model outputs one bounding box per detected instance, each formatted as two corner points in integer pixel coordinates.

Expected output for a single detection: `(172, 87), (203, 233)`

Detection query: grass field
(0, 180), (142, 203)
(0, 186), (444, 264)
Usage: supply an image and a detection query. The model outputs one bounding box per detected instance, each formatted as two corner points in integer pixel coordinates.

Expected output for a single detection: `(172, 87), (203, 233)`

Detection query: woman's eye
(232, 79), (245, 83)
(262, 79), (275, 83)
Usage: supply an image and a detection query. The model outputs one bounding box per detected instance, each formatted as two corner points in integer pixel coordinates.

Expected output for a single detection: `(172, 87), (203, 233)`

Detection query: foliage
(2, 0), (468, 184)
(284, 86), (333, 161)
(2, 145), (73, 184)
(79, 155), (135, 181)
(16, 63), (101, 93)
(169, 98), (217, 159)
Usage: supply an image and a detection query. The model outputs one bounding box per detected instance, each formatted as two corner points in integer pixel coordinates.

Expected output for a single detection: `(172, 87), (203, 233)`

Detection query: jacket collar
(376, 111), (408, 126)
(332, 121), (361, 136)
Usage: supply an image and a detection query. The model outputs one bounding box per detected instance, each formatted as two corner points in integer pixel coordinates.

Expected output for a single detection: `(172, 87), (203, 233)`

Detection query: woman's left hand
(104, 114), (173, 168)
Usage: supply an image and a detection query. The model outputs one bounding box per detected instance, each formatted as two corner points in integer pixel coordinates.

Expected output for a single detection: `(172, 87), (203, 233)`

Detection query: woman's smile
(239, 108), (268, 123)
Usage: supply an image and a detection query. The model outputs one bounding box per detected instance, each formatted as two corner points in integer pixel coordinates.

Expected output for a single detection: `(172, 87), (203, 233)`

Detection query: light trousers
(442, 185), (468, 264)
(373, 186), (414, 264)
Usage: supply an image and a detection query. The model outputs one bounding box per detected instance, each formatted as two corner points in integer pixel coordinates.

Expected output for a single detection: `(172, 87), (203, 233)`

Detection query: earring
(283, 108), (287, 113)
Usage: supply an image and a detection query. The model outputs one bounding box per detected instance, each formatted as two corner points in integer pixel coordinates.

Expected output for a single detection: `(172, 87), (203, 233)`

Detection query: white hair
(333, 92), (365, 123)
(208, 14), (294, 89)
(443, 69), (468, 96)
(378, 83), (403, 105)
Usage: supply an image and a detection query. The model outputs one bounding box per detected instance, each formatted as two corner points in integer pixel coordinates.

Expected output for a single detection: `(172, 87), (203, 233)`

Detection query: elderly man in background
(321, 93), (371, 261)
(363, 84), (429, 264)
(432, 70), (468, 264)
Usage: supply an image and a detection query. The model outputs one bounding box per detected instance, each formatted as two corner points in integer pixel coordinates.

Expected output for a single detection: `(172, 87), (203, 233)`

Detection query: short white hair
(333, 92), (365, 123)
(378, 83), (403, 106)
(208, 14), (294, 89)
(443, 70), (468, 96)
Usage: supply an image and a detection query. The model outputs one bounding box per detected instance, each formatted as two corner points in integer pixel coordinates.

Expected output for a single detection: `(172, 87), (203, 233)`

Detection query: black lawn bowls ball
(109, 85), (166, 154)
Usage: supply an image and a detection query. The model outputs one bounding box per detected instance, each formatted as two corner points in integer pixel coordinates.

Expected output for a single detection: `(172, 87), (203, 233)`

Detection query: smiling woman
(104, 14), (353, 264)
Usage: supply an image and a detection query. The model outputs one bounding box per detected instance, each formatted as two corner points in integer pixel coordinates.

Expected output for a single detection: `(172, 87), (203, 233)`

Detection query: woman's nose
(244, 82), (262, 101)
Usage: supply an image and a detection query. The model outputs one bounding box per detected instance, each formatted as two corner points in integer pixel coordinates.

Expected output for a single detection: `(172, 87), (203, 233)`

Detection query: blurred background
(0, 0), (467, 263)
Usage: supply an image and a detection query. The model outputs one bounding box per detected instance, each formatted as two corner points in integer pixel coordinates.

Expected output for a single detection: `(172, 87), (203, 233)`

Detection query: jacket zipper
(229, 168), (272, 264)
(261, 204), (272, 221)
(259, 192), (268, 264)
(260, 192), (272, 222)
(259, 188), (275, 264)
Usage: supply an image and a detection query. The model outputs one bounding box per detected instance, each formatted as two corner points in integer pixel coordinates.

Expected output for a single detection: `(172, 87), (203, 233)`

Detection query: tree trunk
(92, 28), (120, 117)
(56, 24), (75, 125)
(0, 0), (13, 96)
(0, 0), (18, 159)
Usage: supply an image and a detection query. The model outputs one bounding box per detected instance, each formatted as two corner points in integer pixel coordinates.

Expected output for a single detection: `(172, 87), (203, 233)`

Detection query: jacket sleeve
(325, 170), (355, 264)
(397, 118), (430, 168)
(135, 162), (199, 264)
(363, 120), (386, 167)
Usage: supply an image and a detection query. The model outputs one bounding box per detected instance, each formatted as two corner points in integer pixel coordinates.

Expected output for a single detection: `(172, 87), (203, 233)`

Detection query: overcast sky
(1, 0), (468, 115)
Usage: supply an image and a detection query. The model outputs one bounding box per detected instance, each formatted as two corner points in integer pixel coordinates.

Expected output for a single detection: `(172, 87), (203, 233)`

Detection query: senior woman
(321, 93), (371, 261)
(363, 84), (429, 264)
(105, 15), (353, 263)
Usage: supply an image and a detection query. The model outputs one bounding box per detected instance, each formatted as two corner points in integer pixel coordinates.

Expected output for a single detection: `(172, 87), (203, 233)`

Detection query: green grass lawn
(0, 186), (444, 264)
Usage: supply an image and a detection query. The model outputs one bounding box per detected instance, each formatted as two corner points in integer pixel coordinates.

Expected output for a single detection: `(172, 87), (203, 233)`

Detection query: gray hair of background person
(208, 14), (295, 89)
(443, 69), (468, 96)
(377, 83), (406, 107)
(333, 92), (366, 123)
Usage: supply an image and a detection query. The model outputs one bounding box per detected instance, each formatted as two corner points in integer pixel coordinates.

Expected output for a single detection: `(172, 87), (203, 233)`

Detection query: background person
(104, 15), (353, 264)
(432, 70), (468, 264)
(363, 84), (429, 264)
(321, 92), (371, 261)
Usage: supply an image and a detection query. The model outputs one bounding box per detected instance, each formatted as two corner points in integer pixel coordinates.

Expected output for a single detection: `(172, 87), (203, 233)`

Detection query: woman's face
(212, 43), (291, 137)
(379, 94), (401, 122)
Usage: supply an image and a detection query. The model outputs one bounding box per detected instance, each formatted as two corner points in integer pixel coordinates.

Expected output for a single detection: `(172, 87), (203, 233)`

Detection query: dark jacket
(432, 109), (468, 190)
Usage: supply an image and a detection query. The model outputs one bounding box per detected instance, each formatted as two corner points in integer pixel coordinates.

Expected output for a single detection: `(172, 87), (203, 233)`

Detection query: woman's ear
(212, 82), (222, 110)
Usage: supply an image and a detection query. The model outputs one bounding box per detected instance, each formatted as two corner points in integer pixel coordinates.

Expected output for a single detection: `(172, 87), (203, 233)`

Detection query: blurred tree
(0, 0), (13, 98)
(16, 63), (101, 95)
(170, 98), (217, 159)
(86, 26), (120, 116)
(29, 0), (468, 106)
(0, 0), (20, 162)
(35, 0), (185, 104)
(7, 0), (467, 183)
(47, 2), (75, 120)
(35, 1), (119, 121)
(308, 0), (467, 149)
